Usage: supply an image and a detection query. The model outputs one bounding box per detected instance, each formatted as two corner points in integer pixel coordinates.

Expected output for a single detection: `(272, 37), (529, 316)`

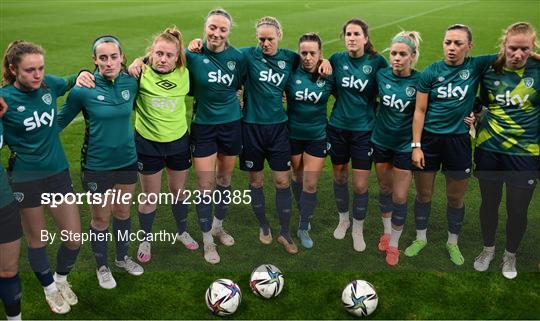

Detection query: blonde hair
(255, 16), (282, 39)
(146, 26), (186, 69)
(2, 40), (45, 85)
(391, 31), (422, 67)
(493, 22), (538, 73)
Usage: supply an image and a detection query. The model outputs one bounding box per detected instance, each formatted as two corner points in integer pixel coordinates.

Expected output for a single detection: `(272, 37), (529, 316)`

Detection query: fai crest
(459, 69), (470, 80)
(42, 93), (52, 105)
(343, 65), (349, 71)
(227, 61), (236, 71)
(137, 162), (144, 171)
(87, 182), (98, 192)
(362, 65), (372, 75)
(121, 90), (130, 101)
(405, 86), (416, 97)
(278, 60), (286, 69)
(523, 77), (534, 88)
(245, 160), (254, 169)
(296, 80), (302, 85)
(13, 192), (24, 203)
(438, 76), (445, 82)
(316, 79), (326, 88)
(203, 58), (210, 64)
(385, 84), (391, 89)
(17, 106), (25, 112)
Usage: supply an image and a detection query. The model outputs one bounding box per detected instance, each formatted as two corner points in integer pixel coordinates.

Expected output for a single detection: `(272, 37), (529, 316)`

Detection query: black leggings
(479, 179), (535, 253)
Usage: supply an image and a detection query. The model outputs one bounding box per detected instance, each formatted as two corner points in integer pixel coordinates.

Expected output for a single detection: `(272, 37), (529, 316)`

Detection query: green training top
(135, 65), (189, 142)
(240, 46), (297, 124)
(286, 68), (335, 140)
(186, 44), (246, 125)
(0, 74), (75, 182)
(417, 55), (496, 134)
(329, 51), (388, 131)
(371, 67), (421, 153)
(0, 120), (14, 208)
(58, 71), (138, 171)
(476, 59), (540, 156)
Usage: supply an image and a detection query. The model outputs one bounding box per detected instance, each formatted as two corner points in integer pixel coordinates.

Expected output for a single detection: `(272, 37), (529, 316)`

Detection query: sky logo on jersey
(208, 70), (234, 86)
(341, 76), (368, 92)
(495, 91), (529, 108)
(259, 69), (285, 86)
(42, 93), (52, 105)
(436, 84), (469, 101)
(382, 94), (410, 112)
(295, 89), (323, 103)
(151, 97), (177, 112)
(23, 109), (55, 131)
(155, 80), (177, 90)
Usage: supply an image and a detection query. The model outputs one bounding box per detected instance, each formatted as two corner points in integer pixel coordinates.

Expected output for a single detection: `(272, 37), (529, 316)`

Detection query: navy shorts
(10, 169), (74, 209)
(191, 120), (242, 158)
(240, 122), (290, 171)
(327, 125), (372, 170)
(474, 148), (539, 189)
(82, 162), (138, 194)
(372, 143), (412, 170)
(290, 138), (328, 158)
(135, 131), (192, 174)
(415, 131), (472, 180)
(0, 201), (22, 244)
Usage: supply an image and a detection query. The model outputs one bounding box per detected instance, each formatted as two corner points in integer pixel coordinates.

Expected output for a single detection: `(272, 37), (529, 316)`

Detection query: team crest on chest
(385, 84), (391, 89)
(405, 86), (416, 97)
(203, 58), (210, 64)
(459, 69), (470, 80)
(121, 90), (130, 101)
(278, 60), (286, 70)
(438, 76), (445, 82)
(343, 65), (349, 71)
(42, 93), (52, 105)
(227, 61), (236, 71)
(316, 79), (326, 88)
(97, 95), (105, 101)
(17, 106), (25, 112)
(261, 58), (267, 63)
(494, 81), (501, 86)
(362, 65), (372, 75)
(296, 80), (302, 85)
(523, 77), (534, 88)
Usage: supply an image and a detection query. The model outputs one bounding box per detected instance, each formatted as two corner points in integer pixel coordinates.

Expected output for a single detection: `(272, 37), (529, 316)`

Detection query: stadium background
(1, 0), (539, 319)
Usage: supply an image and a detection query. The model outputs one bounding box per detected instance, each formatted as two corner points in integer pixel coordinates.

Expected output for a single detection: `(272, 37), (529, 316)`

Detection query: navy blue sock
(27, 246), (54, 287)
(90, 226), (109, 268)
(113, 217), (131, 261)
(56, 244), (80, 276)
(0, 274), (22, 317)
(378, 192), (393, 214)
(171, 203), (188, 234)
(333, 181), (349, 213)
(352, 192), (369, 220)
(414, 199), (431, 230)
(299, 191), (317, 230)
(276, 187), (292, 237)
(195, 202), (212, 233)
(447, 204), (465, 234)
(138, 210), (156, 239)
(249, 185), (269, 231)
(214, 185), (231, 220)
(391, 202), (408, 227)
(291, 180), (302, 209)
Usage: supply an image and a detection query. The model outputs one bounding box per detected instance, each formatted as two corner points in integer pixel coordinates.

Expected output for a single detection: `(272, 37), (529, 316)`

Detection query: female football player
(59, 35), (143, 289)
(1, 40), (84, 313)
(473, 22), (539, 279)
(371, 31), (422, 265)
(328, 18), (388, 252)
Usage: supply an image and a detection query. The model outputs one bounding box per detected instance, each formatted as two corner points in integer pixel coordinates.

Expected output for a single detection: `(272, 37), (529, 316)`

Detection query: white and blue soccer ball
(205, 278), (242, 316)
(341, 279), (378, 317)
(249, 264), (284, 299)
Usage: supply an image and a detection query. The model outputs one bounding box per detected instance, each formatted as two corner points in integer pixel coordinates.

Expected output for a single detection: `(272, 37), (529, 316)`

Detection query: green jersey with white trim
(240, 46), (297, 124)
(286, 68), (334, 140)
(58, 72), (138, 171)
(0, 120), (14, 207)
(0, 74), (75, 182)
(476, 59), (540, 156)
(417, 55), (496, 134)
(329, 52), (388, 131)
(371, 67), (421, 153)
(187, 44), (246, 125)
(135, 66), (189, 142)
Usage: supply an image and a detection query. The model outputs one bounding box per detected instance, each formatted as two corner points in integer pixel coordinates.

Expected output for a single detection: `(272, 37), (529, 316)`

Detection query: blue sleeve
(57, 88), (83, 130)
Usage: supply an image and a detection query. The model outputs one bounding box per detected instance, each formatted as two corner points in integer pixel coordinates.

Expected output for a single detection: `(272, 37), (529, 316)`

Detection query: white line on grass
(323, 0), (479, 45)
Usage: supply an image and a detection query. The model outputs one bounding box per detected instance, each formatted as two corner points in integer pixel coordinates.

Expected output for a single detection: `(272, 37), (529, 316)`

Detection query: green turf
(1, 0), (539, 319)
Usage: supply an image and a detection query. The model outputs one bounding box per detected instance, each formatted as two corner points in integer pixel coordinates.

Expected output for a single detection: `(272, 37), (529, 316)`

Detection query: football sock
(414, 199), (431, 230)
(447, 204), (464, 234)
(291, 180), (302, 208)
(250, 185), (269, 231)
(391, 202), (408, 227)
(171, 203), (188, 235)
(27, 246), (54, 287)
(214, 185), (231, 220)
(333, 181), (349, 213)
(378, 192), (393, 214)
(56, 243), (80, 276)
(0, 274), (22, 318)
(113, 217), (131, 261)
(352, 192), (368, 220)
(195, 202), (212, 233)
(276, 187), (292, 236)
(90, 226), (108, 268)
(299, 191), (317, 230)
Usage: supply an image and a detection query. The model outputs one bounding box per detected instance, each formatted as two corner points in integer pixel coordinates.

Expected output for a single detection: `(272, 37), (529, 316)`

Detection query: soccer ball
(249, 264), (285, 299)
(205, 278), (242, 316)
(341, 280), (378, 317)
